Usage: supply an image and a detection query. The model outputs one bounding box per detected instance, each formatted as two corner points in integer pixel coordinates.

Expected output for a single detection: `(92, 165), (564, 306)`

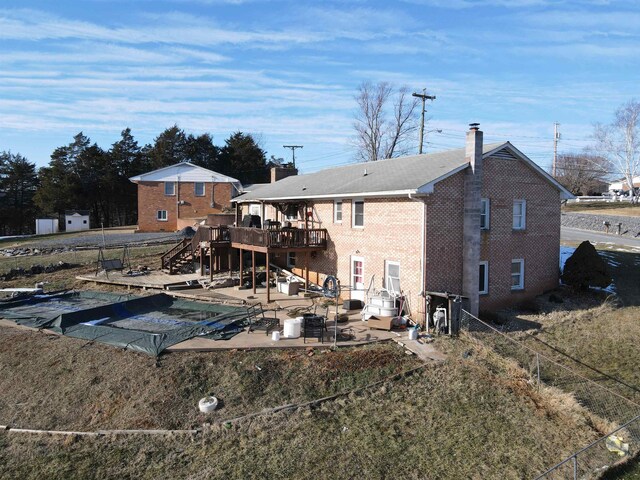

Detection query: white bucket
(198, 396), (218, 413)
(271, 331), (281, 341)
(408, 328), (418, 341)
(283, 317), (302, 338)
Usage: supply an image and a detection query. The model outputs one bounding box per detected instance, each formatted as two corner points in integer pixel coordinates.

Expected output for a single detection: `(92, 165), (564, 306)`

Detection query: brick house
(233, 125), (573, 316)
(129, 163), (241, 232)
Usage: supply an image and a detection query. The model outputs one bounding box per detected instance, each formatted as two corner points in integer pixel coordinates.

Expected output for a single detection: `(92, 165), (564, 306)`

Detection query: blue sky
(0, 0), (638, 173)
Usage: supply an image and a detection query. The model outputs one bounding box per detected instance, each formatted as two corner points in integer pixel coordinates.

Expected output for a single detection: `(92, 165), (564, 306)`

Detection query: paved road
(561, 226), (640, 248)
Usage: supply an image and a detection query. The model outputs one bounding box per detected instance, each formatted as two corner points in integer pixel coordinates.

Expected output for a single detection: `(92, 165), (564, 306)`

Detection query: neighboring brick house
(129, 163), (241, 232)
(234, 125), (573, 315)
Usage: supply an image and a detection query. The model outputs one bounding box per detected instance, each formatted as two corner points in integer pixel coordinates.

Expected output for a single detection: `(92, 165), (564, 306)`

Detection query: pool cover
(0, 291), (250, 356)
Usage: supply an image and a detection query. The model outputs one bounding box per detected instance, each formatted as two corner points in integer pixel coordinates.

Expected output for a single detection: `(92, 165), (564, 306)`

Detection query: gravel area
(561, 212), (640, 237)
(6, 232), (181, 250)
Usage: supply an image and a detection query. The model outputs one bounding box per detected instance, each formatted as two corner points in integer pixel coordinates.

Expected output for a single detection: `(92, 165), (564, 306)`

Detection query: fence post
(536, 353), (541, 390)
(573, 455), (578, 480)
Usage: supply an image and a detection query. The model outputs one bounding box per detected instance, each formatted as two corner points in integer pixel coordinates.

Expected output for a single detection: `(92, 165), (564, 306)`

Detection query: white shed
(35, 218), (59, 235)
(65, 210), (90, 232)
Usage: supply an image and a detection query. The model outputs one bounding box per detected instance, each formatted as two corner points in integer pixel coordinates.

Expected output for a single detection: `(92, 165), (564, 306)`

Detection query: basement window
(194, 182), (205, 196)
(164, 182), (176, 196)
(479, 261), (489, 294)
(352, 199), (364, 228)
(511, 259), (524, 290)
(157, 210), (168, 221)
(480, 198), (490, 230)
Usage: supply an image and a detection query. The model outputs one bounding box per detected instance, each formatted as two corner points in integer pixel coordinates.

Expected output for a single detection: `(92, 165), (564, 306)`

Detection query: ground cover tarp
(0, 291), (250, 356)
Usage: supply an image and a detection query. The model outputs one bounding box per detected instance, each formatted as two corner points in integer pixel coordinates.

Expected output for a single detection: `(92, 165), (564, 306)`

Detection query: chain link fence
(461, 309), (640, 479)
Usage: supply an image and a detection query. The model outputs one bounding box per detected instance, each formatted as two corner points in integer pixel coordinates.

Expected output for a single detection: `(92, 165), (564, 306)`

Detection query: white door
(351, 256), (365, 301)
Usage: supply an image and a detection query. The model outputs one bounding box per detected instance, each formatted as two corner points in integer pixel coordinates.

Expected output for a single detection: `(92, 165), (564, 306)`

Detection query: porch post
(228, 249), (232, 278)
(239, 248), (244, 288)
(200, 246), (204, 276)
(252, 250), (256, 294)
(266, 251), (271, 303)
(209, 245), (213, 282)
(305, 251), (310, 293)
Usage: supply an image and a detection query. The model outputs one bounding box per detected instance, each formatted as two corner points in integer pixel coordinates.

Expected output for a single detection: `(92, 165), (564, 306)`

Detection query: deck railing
(229, 227), (327, 249)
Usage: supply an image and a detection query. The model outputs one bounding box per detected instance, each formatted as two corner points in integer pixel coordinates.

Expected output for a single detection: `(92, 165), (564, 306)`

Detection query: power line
(282, 145), (303, 168)
(412, 89), (436, 154)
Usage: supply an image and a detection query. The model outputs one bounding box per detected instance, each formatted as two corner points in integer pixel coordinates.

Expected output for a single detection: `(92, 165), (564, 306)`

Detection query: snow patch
(560, 246), (576, 273)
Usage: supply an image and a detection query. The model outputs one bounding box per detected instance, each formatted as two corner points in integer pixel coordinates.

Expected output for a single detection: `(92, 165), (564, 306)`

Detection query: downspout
(408, 192), (428, 325)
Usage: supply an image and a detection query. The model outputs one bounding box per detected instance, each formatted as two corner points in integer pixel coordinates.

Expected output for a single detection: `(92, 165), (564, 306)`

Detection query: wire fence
(460, 309), (640, 480)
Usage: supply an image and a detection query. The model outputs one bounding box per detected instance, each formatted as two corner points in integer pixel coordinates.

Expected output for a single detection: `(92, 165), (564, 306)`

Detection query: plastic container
(283, 317), (302, 338)
(198, 396), (219, 413)
(408, 327), (418, 340)
(271, 331), (281, 341)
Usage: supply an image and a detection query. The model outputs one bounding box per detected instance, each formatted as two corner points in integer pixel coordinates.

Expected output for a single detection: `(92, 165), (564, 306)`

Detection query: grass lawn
(563, 201), (640, 217)
(0, 328), (604, 479)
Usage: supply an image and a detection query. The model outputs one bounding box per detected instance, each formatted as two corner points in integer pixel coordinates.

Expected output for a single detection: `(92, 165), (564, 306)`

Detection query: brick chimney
(462, 123), (483, 316)
(270, 164), (298, 183)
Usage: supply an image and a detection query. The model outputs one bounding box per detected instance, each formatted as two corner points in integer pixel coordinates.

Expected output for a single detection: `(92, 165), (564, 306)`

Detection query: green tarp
(0, 291), (250, 356)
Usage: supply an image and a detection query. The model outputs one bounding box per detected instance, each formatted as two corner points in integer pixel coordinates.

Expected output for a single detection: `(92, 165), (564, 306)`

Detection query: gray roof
(236, 143), (508, 202)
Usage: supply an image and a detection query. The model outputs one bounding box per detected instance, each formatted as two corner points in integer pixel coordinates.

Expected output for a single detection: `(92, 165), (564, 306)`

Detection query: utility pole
(283, 145), (303, 168)
(412, 89), (436, 154)
(553, 122), (560, 177)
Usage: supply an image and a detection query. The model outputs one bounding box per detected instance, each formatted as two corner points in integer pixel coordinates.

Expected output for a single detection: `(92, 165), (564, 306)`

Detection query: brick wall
(424, 171), (465, 295)
(137, 181), (233, 232)
(307, 197), (424, 317)
(479, 155), (561, 310)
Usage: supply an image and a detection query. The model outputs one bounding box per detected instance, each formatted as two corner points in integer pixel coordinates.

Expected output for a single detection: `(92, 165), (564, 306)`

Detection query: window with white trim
(194, 182), (205, 196)
(157, 210), (168, 221)
(287, 252), (296, 268)
(352, 199), (364, 228)
(480, 198), (490, 230)
(479, 261), (489, 294)
(511, 259), (524, 290)
(385, 260), (400, 295)
(513, 199), (526, 230)
(334, 200), (343, 223)
(164, 182), (175, 196)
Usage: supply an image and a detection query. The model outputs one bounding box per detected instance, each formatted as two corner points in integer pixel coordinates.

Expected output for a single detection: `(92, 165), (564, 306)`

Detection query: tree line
(0, 127), (271, 235)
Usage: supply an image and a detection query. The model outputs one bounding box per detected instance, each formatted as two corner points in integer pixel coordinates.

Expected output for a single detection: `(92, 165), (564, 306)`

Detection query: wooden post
(266, 251), (271, 303)
(228, 249), (232, 278)
(252, 250), (256, 294)
(305, 251), (310, 292)
(239, 248), (243, 288)
(200, 246), (204, 276)
(209, 245), (213, 282)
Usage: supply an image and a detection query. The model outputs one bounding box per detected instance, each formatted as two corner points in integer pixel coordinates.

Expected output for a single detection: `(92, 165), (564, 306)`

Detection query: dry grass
(563, 201), (640, 216)
(0, 331), (605, 479)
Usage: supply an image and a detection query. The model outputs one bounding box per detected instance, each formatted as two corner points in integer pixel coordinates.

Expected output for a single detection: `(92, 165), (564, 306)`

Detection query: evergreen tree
(150, 125), (188, 168)
(0, 152), (38, 235)
(219, 132), (268, 184)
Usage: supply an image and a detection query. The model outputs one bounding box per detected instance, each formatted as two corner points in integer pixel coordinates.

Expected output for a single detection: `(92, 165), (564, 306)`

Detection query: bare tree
(593, 99), (640, 203)
(554, 152), (611, 196)
(353, 82), (419, 162)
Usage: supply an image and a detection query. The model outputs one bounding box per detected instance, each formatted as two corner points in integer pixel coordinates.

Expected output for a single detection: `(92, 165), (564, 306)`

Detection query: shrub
(561, 241), (611, 290)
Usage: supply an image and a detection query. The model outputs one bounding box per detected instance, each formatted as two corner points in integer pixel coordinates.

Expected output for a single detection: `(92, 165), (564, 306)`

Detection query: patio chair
(246, 303), (280, 335)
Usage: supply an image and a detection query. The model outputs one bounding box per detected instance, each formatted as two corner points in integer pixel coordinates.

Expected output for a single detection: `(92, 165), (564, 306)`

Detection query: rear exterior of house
(129, 163), (241, 232)
(233, 125), (572, 316)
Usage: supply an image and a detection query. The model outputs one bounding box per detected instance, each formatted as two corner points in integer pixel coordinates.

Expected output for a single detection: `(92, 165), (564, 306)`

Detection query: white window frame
(164, 181), (175, 196)
(480, 198), (490, 230)
(479, 261), (489, 295)
(334, 199), (343, 223)
(511, 259), (525, 290)
(157, 210), (168, 222)
(513, 199), (526, 230)
(384, 260), (401, 295)
(351, 255), (365, 302)
(194, 182), (205, 197)
(352, 199), (364, 228)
